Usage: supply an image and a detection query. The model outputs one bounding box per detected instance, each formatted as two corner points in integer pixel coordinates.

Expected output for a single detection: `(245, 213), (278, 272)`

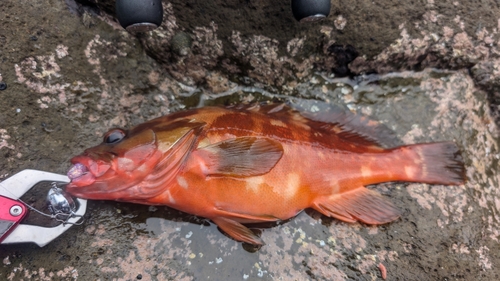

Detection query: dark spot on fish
(212, 113), (256, 133)
(261, 122), (295, 140)
(0, 82), (7, 91)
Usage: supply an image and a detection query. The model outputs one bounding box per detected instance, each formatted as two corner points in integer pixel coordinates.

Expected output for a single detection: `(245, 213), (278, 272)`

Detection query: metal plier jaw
(0, 169), (87, 247)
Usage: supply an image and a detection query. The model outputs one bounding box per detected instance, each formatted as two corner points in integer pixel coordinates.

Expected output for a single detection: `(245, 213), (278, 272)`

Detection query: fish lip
(66, 155), (97, 188)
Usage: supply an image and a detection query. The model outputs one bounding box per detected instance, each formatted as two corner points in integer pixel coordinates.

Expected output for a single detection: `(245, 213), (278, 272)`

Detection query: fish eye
(103, 129), (126, 144)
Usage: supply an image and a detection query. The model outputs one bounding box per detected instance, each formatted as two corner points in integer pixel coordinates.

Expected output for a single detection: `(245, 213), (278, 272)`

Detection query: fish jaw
(65, 155), (114, 198)
(67, 162), (95, 186)
(67, 155), (110, 186)
(65, 153), (139, 200)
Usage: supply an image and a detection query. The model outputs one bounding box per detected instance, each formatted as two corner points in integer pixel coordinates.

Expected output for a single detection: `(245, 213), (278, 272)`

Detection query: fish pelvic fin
(396, 142), (466, 185)
(312, 187), (401, 225)
(211, 217), (264, 245)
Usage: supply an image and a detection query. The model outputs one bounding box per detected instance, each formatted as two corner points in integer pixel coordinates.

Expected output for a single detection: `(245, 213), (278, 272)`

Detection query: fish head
(65, 119), (204, 200)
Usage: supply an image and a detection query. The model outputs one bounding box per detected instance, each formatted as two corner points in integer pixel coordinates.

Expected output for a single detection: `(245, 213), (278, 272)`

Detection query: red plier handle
(0, 170), (87, 247)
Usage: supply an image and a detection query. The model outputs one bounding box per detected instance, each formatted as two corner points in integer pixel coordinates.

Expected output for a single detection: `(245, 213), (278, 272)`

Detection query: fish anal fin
(312, 187), (401, 225)
(212, 217), (264, 245)
(196, 137), (283, 177)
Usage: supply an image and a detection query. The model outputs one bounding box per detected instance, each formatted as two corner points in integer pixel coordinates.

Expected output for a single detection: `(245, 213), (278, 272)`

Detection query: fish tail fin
(397, 142), (466, 185)
(312, 187), (401, 225)
(310, 142), (465, 225)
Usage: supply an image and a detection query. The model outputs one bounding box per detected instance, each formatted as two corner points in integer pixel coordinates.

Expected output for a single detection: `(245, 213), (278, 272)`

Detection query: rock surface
(0, 0), (499, 280)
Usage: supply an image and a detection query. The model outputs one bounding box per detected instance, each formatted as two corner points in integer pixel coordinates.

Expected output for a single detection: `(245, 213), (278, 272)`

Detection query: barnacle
(171, 32), (193, 56)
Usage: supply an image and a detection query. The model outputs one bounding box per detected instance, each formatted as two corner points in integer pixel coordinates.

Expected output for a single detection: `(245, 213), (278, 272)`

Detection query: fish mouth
(66, 156), (98, 187)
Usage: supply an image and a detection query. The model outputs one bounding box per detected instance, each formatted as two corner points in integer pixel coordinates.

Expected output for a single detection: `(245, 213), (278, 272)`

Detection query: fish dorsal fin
(288, 100), (400, 148)
(195, 137), (283, 177)
(231, 101), (398, 147)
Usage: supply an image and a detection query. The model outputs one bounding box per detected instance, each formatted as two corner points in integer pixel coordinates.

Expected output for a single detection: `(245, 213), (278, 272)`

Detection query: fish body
(66, 103), (465, 245)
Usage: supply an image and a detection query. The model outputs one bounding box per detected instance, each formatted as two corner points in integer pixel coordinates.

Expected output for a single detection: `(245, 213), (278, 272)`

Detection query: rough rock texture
(0, 0), (500, 280)
(77, 0), (500, 123)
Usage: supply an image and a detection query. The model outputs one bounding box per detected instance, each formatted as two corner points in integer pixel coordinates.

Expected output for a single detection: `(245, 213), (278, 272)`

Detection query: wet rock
(326, 43), (359, 77)
(470, 59), (500, 124)
(205, 71), (233, 94)
(72, 1), (500, 93)
(81, 9), (97, 28)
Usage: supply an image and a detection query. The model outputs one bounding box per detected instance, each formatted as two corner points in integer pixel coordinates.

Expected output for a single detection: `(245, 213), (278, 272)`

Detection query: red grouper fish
(66, 103), (466, 245)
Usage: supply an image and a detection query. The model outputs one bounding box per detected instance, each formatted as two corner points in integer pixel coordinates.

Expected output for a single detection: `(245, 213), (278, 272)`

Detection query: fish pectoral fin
(196, 137), (283, 177)
(211, 217), (264, 245)
(131, 125), (203, 199)
(312, 187), (401, 225)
